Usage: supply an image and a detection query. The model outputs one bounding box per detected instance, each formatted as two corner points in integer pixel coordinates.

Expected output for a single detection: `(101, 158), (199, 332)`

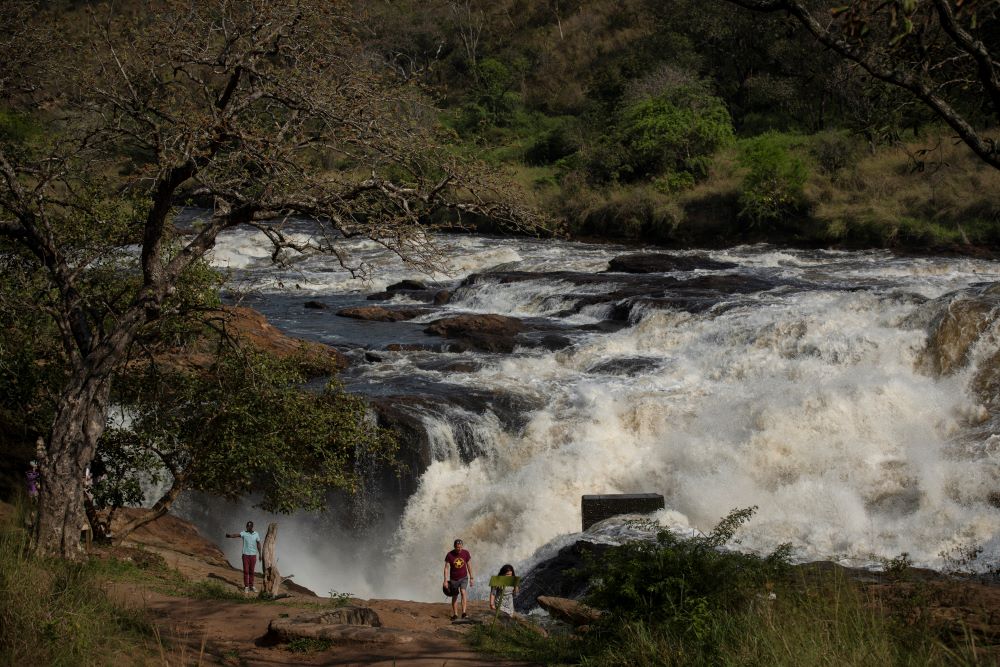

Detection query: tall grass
(0, 499), (155, 666)
(474, 568), (984, 666)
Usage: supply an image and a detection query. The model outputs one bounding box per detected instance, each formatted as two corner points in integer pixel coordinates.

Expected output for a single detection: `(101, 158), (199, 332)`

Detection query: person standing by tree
(443, 538), (474, 620)
(25, 461), (40, 503)
(226, 521), (262, 593)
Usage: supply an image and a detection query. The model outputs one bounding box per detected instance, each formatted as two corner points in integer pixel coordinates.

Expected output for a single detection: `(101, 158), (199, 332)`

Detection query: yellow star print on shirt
(452, 557), (465, 569)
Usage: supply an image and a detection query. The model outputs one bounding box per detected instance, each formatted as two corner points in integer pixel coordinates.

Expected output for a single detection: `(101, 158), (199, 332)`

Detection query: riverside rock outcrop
(153, 305), (347, 377)
(423, 314), (526, 353)
(266, 608), (416, 645)
(918, 284), (1000, 377)
(514, 540), (611, 611)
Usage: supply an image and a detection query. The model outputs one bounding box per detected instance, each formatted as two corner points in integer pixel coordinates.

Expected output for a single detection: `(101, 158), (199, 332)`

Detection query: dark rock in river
(387, 279), (427, 291)
(337, 306), (430, 322)
(587, 357), (662, 376)
(303, 300), (328, 310)
(413, 357), (483, 373)
(607, 253), (738, 274)
(514, 540), (612, 611)
(364, 351), (384, 363)
(433, 289), (452, 305)
(424, 314), (526, 353)
(385, 343), (437, 352)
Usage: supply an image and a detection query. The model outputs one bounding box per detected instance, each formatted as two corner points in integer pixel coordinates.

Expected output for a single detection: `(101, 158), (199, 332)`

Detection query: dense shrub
(616, 84), (734, 182)
(809, 130), (861, 176)
(738, 132), (810, 225)
(584, 508), (790, 642)
(524, 123), (579, 166)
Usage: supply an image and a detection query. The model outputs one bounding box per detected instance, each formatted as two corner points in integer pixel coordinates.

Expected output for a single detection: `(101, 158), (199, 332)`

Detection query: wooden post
(261, 522), (279, 596)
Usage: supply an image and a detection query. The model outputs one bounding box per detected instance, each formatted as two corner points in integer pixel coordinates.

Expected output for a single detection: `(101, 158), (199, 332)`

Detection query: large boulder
(111, 508), (229, 567)
(514, 540), (612, 610)
(337, 306), (429, 322)
(536, 596), (602, 626)
(424, 314), (526, 353)
(386, 279), (427, 291)
(915, 284), (1000, 378)
(607, 253), (737, 274)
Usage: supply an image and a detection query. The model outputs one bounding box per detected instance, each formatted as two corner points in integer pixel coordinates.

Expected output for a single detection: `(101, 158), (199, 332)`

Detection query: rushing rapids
(181, 219), (1000, 600)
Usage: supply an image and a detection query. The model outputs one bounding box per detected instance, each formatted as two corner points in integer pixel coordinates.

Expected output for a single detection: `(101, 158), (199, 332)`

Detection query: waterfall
(197, 224), (1000, 600)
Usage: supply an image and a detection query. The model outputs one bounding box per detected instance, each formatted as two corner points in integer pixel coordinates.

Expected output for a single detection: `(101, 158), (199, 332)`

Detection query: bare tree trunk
(112, 473), (186, 544)
(261, 522), (279, 596)
(33, 373), (112, 559)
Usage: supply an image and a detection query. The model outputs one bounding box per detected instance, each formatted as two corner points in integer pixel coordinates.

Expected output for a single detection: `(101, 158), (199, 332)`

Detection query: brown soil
(102, 513), (535, 666)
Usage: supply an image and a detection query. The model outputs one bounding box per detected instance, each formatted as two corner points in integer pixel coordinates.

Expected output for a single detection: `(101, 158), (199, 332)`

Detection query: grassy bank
(0, 501), (158, 666)
(470, 512), (993, 666)
(473, 575), (980, 666)
(532, 128), (1000, 252)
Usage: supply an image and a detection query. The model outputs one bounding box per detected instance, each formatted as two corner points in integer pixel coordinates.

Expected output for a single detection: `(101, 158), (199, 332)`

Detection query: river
(177, 221), (1000, 601)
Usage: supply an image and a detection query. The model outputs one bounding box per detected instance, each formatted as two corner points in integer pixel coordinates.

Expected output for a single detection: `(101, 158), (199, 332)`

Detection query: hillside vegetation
(359, 0), (1000, 251)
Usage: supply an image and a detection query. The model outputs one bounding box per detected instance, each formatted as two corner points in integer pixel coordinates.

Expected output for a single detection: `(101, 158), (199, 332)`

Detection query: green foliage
(0, 109), (42, 145)
(327, 589), (354, 608)
(809, 130), (861, 176)
(184, 579), (257, 602)
(738, 132), (810, 225)
(0, 505), (155, 665)
(524, 122), (579, 166)
(617, 85), (734, 182)
(287, 637), (334, 653)
(103, 347), (395, 514)
(584, 508), (790, 645)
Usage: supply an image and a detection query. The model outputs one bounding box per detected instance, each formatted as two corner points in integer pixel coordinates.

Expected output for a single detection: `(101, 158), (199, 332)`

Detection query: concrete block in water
(581, 493), (664, 531)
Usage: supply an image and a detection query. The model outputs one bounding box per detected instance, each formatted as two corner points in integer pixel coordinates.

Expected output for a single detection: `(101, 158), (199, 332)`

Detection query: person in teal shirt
(226, 521), (262, 592)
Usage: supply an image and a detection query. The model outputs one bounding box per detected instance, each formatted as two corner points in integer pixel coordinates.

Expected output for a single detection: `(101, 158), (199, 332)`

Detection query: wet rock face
(386, 279), (427, 291)
(155, 305), (348, 377)
(424, 314), (526, 353)
(607, 253), (738, 274)
(919, 284), (1000, 377)
(513, 540), (612, 611)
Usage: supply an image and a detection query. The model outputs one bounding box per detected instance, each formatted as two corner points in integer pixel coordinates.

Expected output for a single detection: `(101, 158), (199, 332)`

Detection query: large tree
(719, 0), (1000, 169)
(0, 0), (532, 557)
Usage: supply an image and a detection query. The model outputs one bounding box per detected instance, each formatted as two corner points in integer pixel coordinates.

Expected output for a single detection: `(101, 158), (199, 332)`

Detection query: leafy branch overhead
(721, 0), (1000, 169)
(0, 0), (539, 558)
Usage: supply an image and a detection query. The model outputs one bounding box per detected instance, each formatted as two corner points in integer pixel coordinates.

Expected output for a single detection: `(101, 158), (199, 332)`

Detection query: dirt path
(118, 583), (535, 666)
(104, 526), (537, 666)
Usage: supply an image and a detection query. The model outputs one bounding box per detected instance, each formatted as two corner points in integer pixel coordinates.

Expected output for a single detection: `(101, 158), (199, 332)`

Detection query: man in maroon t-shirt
(443, 538), (474, 620)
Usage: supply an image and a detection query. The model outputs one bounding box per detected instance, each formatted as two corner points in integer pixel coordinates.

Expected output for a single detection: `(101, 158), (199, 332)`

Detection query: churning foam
(202, 229), (1000, 600)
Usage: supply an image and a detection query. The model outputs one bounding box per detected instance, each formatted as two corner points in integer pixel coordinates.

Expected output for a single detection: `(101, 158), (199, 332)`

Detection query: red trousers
(242, 554), (257, 588)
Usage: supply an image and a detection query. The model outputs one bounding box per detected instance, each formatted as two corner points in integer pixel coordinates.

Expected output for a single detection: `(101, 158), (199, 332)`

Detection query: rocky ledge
(153, 305), (347, 377)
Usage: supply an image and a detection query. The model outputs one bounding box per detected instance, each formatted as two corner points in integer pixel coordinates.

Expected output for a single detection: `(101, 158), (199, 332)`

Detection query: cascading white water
(198, 221), (1000, 601)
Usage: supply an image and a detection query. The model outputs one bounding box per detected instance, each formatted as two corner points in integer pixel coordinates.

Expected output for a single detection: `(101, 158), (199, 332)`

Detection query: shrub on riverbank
(0, 501), (155, 665)
(548, 127), (1000, 251)
(471, 509), (985, 666)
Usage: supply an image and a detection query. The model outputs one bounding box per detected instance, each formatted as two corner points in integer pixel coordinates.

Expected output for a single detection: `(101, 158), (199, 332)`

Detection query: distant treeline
(359, 0), (1000, 251)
